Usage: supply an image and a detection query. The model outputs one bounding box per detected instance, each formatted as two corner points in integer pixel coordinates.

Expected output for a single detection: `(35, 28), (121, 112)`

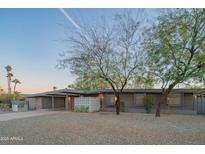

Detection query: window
(167, 94), (181, 106)
(135, 94), (145, 106)
(105, 95), (115, 107)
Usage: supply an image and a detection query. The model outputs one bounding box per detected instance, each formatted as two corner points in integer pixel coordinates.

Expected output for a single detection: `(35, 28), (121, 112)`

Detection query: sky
(0, 9), (162, 94)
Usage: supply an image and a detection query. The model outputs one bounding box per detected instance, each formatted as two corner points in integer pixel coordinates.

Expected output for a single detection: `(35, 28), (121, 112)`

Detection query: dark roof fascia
(97, 89), (195, 94)
(60, 89), (99, 95)
(61, 88), (195, 94)
(25, 88), (196, 98)
(25, 90), (79, 98)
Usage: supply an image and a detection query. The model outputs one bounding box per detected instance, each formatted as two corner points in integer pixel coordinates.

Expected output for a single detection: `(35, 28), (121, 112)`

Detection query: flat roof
(23, 88), (199, 98)
(61, 88), (196, 94)
(24, 90), (79, 98)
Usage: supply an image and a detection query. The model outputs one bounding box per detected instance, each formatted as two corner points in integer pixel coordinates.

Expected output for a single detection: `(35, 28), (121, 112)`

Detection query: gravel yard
(0, 111), (205, 145)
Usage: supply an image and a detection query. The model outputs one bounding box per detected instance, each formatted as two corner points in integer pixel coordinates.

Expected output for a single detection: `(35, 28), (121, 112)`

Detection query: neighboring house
(24, 88), (197, 114)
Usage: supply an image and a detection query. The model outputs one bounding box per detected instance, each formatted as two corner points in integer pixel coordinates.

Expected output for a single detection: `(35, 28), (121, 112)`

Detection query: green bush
(0, 94), (13, 104)
(0, 93), (23, 104)
(0, 104), (10, 111)
(14, 92), (23, 100)
(74, 106), (89, 112)
(143, 95), (154, 113)
(120, 101), (125, 112)
(18, 103), (25, 108)
(74, 108), (78, 112)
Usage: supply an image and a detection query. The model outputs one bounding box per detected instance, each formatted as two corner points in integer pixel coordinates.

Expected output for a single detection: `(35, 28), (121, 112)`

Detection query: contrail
(59, 8), (90, 40)
(59, 8), (81, 30)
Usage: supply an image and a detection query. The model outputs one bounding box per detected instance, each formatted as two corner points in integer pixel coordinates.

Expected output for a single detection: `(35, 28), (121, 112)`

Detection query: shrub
(18, 103), (25, 108)
(120, 101), (125, 112)
(83, 106), (89, 112)
(143, 95), (154, 113)
(0, 93), (23, 104)
(79, 107), (83, 112)
(0, 104), (10, 111)
(74, 106), (89, 112)
(0, 94), (13, 104)
(14, 92), (23, 100)
(74, 108), (78, 112)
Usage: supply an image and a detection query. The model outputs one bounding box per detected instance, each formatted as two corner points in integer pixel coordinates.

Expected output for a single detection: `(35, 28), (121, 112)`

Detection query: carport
(47, 93), (78, 111)
(25, 91), (78, 111)
(46, 93), (66, 110)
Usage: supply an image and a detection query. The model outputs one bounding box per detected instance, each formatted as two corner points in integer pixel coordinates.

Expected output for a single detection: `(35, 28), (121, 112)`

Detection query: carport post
(65, 94), (68, 110)
(52, 95), (54, 110)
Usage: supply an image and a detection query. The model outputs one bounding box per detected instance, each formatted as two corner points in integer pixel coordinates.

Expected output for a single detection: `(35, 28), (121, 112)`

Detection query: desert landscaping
(0, 111), (205, 145)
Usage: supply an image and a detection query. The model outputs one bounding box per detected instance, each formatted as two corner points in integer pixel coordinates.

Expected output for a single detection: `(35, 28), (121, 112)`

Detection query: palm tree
(12, 79), (21, 93)
(5, 65), (13, 94)
(12, 79), (21, 100)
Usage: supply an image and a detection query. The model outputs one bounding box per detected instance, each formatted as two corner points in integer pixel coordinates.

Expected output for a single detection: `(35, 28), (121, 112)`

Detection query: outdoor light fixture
(114, 96), (117, 102)
(68, 96), (71, 101)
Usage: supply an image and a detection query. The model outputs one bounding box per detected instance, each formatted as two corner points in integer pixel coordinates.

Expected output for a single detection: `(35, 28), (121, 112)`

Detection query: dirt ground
(0, 111), (204, 145)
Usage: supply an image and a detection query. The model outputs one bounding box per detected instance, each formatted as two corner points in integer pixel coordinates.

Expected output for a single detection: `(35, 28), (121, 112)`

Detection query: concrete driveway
(0, 110), (59, 121)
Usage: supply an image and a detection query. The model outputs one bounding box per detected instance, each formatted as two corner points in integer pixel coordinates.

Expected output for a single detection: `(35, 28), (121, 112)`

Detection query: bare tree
(67, 74), (110, 90)
(58, 11), (146, 115)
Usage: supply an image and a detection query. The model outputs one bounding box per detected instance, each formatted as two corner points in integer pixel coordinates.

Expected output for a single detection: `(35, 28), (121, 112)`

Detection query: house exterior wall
(120, 94), (135, 108)
(27, 97), (42, 110)
(36, 97), (43, 109)
(74, 97), (89, 109)
(89, 97), (100, 112)
(103, 94), (115, 107)
(74, 97), (100, 112)
(42, 97), (52, 109)
(183, 93), (194, 110)
(26, 98), (35, 110)
(25, 90), (194, 113)
(103, 92), (194, 111)
(27, 96), (66, 110)
(54, 97), (65, 108)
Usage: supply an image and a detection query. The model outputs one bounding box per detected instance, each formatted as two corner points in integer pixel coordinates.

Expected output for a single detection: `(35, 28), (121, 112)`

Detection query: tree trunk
(156, 95), (167, 117)
(155, 83), (176, 117)
(13, 84), (17, 100)
(8, 76), (11, 95)
(115, 94), (120, 115)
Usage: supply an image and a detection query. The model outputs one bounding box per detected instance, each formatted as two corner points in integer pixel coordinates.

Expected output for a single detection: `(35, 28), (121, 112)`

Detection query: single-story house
(24, 88), (198, 114)
(24, 91), (78, 110)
